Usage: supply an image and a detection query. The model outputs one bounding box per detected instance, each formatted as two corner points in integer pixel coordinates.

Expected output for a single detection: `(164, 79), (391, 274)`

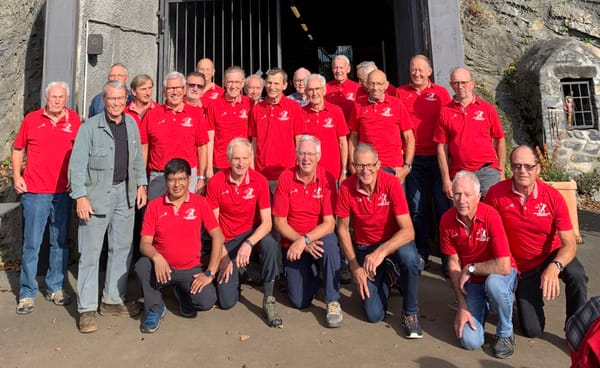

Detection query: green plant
(535, 137), (571, 182)
(575, 171), (600, 196)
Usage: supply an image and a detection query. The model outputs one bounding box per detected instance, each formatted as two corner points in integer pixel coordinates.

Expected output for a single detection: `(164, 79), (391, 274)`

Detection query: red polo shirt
(396, 83), (451, 156)
(141, 193), (219, 269)
(440, 202), (517, 283)
(206, 94), (252, 169)
(485, 178), (572, 272)
(200, 84), (225, 108)
(273, 167), (335, 248)
(348, 94), (413, 168)
(325, 79), (361, 121)
(205, 168), (270, 241)
(434, 96), (504, 177)
(303, 102), (349, 179)
(124, 101), (157, 128)
(248, 97), (306, 180)
(13, 108), (81, 193)
(335, 170), (409, 245)
(140, 103), (209, 171)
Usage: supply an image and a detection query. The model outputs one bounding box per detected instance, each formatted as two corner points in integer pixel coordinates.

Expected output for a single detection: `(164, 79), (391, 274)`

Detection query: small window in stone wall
(561, 78), (597, 129)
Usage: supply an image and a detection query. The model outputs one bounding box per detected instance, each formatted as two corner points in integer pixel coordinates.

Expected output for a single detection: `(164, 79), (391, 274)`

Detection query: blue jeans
(405, 155), (451, 261)
(19, 193), (72, 300)
(283, 233), (340, 309)
(355, 240), (420, 323)
(77, 182), (135, 313)
(461, 269), (518, 350)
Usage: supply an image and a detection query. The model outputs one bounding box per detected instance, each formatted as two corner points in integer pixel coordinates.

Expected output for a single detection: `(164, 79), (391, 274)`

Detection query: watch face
(468, 265), (475, 273)
(205, 270), (212, 277)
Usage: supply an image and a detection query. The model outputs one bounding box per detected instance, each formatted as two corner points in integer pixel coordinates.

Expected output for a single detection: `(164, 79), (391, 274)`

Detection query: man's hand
(217, 253), (233, 284)
(362, 249), (385, 280)
(394, 166), (410, 183)
(13, 176), (27, 194)
(194, 179), (206, 195)
(286, 237), (306, 262)
(136, 186), (147, 209)
(235, 241), (252, 269)
(76, 197), (94, 222)
(443, 178), (454, 199)
(352, 266), (371, 300)
(459, 266), (472, 295)
(541, 263), (561, 300)
(151, 253), (172, 284)
(304, 240), (325, 260)
(455, 307), (476, 339)
(191, 271), (214, 294)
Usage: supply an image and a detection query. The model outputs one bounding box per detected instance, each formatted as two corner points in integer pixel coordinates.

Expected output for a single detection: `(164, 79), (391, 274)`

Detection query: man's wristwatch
(204, 269), (214, 279)
(244, 239), (254, 248)
(467, 263), (476, 275)
(198, 175), (207, 181)
(304, 234), (311, 245)
(404, 163), (412, 170)
(553, 261), (565, 272)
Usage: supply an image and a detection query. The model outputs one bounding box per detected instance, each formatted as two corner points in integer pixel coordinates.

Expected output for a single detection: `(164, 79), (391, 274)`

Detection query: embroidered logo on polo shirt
(279, 110), (290, 121)
(377, 193), (390, 207)
(157, 119), (166, 125)
(312, 187), (323, 199)
(159, 211), (168, 219)
(210, 92), (219, 100)
(289, 188), (298, 195)
(322, 118), (334, 128)
(381, 107), (393, 117)
(221, 189), (229, 195)
(37, 122), (46, 129)
(451, 113), (458, 120)
(220, 111), (228, 118)
(181, 117), (193, 127)
(534, 203), (550, 217)
(476, 228), (489, 242)
(345, 92), (355, 101)
(424, 92), (438, 102)
(451, 229), (460, 238)
(473, 111), (485, 121)
(240, 109), (248, 119)
(183, 208), (197, 220)
(62, 122), (72, 133)
(242, 187), (255, 200)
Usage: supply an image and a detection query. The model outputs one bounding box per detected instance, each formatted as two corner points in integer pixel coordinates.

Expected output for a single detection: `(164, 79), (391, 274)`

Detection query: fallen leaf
(240, 335), (250, 341)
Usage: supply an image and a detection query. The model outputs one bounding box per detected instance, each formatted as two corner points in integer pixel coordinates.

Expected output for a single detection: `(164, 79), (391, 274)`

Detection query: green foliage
(575, 171), (600, 196)
(535, 140), (571, 182)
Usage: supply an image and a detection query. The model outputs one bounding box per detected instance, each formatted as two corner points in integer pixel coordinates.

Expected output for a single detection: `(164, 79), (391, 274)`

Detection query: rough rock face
(0, 2), (46, 158)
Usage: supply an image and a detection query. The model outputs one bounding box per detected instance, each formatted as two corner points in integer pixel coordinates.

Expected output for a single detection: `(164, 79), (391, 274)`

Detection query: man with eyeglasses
(440, 171), (517, 359)
(355, 61), (396, 99)
(88, 63), (134, 117)
(434, 67), (506, 200)
(336, 143), (423, 339)
(273, 135), (342, 328)
(348, 69), (415, 184)
(184, 71), (207, 109)
(287, 67), (311, 107)
(485, 145), (588, 338)
(136, 158), (223, 333)
(69, 80), (148, 333)
(140, 71), (209, 200)
(205, 66), (252, 178)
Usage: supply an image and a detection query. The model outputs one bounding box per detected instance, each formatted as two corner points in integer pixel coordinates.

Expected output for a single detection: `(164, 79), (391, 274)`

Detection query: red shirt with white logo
(335, 170), (409, 245)
(206, 168), (270, 241)
(141, 193), (219, 269)
(325, 79), (361, 121)
(200, 84), (225, 109)
(248, 97), (306, 180)
(440, 202), (517, 283)
(484, 178), (572, 272)
(348, 94), (414, 168)
(13, 108), (81, 193)
(140, 103), (209, 171)
(124, 101), (157, 128)
(303, 102), (349, 179)
(273, 167), (335, 248)
(395, 83), (451, 156)
(206, 94), (252, 170)
(434, 96), (504, 177)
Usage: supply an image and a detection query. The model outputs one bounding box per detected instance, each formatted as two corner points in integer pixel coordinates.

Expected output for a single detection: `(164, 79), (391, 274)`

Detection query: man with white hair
(89, 63), (133, 117)
(325, 55), (361, 121)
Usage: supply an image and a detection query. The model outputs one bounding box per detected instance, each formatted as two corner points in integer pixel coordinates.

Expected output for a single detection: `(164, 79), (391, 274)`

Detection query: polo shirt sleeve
(487, 207), (512, 258)
(552, 190), (573, 231)
(320, 186), (333, 217)
(433, 109), (448, 144)
(257, 176), (271, 210)
(336, 108), (350, 136)
(194, 113), (210, 146)
(139, 111), (149, 144)
(248, 107), (258, 138)
(205, 177), (220, 209)
(13, 114), (31, 150)
(199, 197), (219, 231)
(439, 212), (457, 256)
(398, 100), (414, 131)
(206, 103), (216, 131)
(335, 181), (351, 218)
(348, 103), (359, 132)
(140, 199), (158, 237)
(488, 108), (505, 139)
(389, 178), (409, 216)
(272, 174), (289, 218)
(292, 103), (307, 135)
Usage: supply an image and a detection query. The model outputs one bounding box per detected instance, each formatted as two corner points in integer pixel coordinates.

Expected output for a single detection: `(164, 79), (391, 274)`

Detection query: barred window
(561, 79), (597, 129)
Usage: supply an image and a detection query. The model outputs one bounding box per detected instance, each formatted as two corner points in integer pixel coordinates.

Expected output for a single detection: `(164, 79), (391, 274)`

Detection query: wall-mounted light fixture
(290, 5), (301, 18)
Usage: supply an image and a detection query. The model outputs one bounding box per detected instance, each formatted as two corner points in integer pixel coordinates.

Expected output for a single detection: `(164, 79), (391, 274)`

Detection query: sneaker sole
(141, 307), (167, 334)
(406, 332), (424, 339)
(326, 320), (343, 328)
(16, 307), (34, 315)
(79, 325), (98, 333)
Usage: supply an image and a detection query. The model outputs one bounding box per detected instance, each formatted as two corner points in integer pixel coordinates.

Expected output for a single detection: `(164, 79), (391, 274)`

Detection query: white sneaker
(326, 301), (343, 328)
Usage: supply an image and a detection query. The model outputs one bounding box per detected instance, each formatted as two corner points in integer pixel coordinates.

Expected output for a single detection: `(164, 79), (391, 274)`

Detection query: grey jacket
(68, 113), (147, 214)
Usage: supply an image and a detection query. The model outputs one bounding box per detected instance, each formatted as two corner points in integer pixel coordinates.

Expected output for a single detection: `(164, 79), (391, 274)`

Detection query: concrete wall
(76, 0), (159, 117)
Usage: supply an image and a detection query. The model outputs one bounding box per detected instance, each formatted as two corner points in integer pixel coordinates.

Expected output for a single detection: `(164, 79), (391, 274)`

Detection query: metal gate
(158, 0), (282, 97)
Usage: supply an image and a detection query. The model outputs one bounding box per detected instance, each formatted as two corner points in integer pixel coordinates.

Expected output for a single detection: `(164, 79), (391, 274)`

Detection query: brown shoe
(79, 311), (98, 333)
(98, 302), (141, 317)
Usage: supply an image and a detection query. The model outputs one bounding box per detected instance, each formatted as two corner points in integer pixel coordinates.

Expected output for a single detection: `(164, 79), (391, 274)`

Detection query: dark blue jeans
(355, 240), (420, 322)
(405, 155), (451, 261)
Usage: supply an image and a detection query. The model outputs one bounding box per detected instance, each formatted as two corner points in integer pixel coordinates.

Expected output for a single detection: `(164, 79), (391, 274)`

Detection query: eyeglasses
(104, 96), (126, 102)
(353, 161), (378, 170)
(187, 83), (204, 89)
(450, 80), (471, 87)
(166, 176), (189, 184)
(225, 80), (243, 85)
(510, 163), (539, 171)
(306, 87), (324, 94)
(298, 151), (318, 157)
(367, 82), (386, 88)
(165, 86), (185, 92)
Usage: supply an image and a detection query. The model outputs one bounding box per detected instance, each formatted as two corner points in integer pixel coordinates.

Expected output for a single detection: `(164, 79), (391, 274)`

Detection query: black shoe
(173, 286), (197, 318)
(340, 262), (352, 285)
(493, 334), (515, 359)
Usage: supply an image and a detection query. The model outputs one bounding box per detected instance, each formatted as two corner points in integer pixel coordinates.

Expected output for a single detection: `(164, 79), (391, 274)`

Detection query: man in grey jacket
(69, 80), (148, 333)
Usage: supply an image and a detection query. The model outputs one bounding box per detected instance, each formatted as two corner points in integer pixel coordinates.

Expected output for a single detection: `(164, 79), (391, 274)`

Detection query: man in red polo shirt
(434, 67), (506, 200)
(206, 66), (252, 177)
(337, 143), (423, 337)
(303, 73), (349, 182)
(197, 58), (224, 108)
(140, 71), (209, 200)
(273, 135), (342, 328)
(206, 138), (281, 327)
(124, 74), (157, 127)
(348, 69), (415, 183)
(325, 55), (361, 121)
(356, 61), (396, 98)
(336, 143), (422, 338)
(485, 145), (588, 338)
(396, 55), (452, 272)
(440, 170), (517, 359)
(136, 158), (223, 334)
(184, 71), (207, 110)
(13, 81), (81, 315)
(248, 68), (305, 187)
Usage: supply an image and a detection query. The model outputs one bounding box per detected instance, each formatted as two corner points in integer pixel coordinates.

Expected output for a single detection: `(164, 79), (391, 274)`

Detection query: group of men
(12, 54), (587, 359)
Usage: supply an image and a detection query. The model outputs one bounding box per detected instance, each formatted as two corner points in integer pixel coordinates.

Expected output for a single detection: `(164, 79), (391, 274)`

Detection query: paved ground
(1, 210), (599, 368)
